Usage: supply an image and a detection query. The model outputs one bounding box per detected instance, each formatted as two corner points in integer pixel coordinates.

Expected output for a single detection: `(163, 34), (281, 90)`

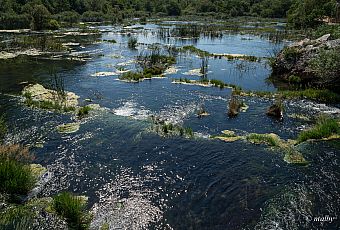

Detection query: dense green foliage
(1, 0), (337, 30)
(287, 0), (337, 29)
(53, 192), (91, 230)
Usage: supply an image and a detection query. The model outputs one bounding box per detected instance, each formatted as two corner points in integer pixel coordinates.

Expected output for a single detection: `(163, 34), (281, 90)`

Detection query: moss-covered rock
(57, 123), (80, 134)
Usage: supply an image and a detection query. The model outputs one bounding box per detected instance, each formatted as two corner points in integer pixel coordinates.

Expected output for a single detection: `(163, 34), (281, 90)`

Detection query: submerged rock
(271, 34), (340, 89)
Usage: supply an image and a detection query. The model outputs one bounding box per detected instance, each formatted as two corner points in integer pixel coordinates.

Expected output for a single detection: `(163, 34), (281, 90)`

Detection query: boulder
(271, 34), (340, 88)
(22, 84), (79, 108)
(266, 104), (283, 118)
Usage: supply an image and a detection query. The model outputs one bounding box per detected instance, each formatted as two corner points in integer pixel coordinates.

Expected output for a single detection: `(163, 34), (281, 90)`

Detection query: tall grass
(0, 145), (35, 196)
(53, 192), (91, 230)
(297, 117), (340, 143)
(0, 206), (34, 229)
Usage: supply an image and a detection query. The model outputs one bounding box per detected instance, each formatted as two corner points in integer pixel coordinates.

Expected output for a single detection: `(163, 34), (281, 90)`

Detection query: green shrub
(297, 116), (340, 143)
(288, 75), (302, 84)
(283, 47), (301, 62)
(47, 19), (60, 30)
(53, 192), (91, 230)
(308, 48), (340, 90)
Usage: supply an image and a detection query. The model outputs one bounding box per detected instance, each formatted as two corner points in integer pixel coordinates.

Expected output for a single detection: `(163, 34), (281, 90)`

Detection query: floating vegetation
(57, 123), (80, 134)
(53, 192), (92, 230)
(297, 116), (340, 143)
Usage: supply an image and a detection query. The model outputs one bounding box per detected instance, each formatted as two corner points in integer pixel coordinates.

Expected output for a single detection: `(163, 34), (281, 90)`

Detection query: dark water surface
(0, 23), (339, 229)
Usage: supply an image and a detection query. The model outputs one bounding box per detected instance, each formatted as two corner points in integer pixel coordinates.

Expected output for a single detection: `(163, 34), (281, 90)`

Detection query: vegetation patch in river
(57, 123), (80, 134)
(296, 116), (340, 144)
(212, 131), (308, 165)
(53, 192), (92, 230)
(179, 45), (260, 62)
(22, 83), (79, 112)
(172, 78), (242, 91)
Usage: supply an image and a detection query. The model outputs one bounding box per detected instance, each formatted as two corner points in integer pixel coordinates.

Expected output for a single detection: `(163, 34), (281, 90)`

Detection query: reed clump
(53, 192), (92, 230)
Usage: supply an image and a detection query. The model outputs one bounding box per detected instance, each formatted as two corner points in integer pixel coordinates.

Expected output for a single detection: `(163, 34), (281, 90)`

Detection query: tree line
(0, 0), (338, 30)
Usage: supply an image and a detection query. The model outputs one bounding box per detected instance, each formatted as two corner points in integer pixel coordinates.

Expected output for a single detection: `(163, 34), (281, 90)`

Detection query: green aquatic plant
(297, 116), (340, 143)
(77, 106), (92, 118)
(53, 192), (91, 230)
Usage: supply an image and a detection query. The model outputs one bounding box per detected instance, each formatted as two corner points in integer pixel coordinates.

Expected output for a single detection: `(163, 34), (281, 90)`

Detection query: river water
(0, 22), (339, 229)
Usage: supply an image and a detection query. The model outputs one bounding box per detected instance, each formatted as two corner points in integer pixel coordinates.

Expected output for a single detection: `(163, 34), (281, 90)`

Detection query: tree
(31, 4), (51, 30)
(167, 0), (181, 16)
(287, 0), (337, 28)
